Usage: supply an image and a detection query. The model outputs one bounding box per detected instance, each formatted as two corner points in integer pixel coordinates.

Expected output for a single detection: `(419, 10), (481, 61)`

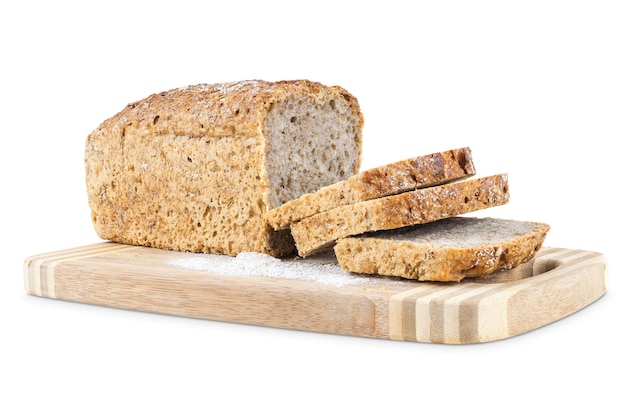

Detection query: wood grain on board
(24, 243), (607, 344)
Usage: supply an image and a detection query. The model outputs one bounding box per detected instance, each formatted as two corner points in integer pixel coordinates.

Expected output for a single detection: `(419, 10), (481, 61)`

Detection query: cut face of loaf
(85, 80), (363, 257)
(334, 217), (550, 282)
(290, 174), (510, 257)
(265, 147), (476, 230)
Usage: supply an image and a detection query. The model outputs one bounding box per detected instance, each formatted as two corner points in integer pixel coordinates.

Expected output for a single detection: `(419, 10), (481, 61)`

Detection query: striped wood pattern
(24, 243), (607, 344)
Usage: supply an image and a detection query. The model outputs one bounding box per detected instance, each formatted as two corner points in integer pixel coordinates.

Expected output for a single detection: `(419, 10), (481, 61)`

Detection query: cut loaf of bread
(334, 217), (550, 282)
(85, 80), (363, 257)
(291, 173), (510, 257)
(265, 147), (476, 230)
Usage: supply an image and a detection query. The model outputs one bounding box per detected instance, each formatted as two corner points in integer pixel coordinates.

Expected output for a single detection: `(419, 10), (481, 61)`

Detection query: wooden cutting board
(24, 243), (607, 344)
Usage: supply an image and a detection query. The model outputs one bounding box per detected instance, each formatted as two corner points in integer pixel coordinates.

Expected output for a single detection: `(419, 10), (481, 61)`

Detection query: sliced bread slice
(333, 216), (550, 282)
(291, 173), (510, 257)
(265, 147), (476, 230)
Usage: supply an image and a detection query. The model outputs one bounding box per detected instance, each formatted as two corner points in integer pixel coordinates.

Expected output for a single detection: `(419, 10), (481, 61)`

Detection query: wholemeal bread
(85, 80), (364, 257)
(265, 147), (476, 230)
(334, 216), (550, 282)
(290, 173), (510, 257)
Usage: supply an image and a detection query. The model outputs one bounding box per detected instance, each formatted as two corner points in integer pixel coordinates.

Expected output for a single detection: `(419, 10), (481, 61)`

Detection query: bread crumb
(168, 251), (407, 288)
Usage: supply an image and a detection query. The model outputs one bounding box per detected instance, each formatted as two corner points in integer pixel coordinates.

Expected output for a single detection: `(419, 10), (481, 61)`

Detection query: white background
(2, 1), (624, 413)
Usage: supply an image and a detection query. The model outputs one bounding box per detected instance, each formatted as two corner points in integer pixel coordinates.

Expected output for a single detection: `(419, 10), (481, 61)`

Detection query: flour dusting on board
(168, 251), (402, 287)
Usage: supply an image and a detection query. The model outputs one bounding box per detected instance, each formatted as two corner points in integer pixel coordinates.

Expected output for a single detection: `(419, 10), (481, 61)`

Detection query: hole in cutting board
(467, 256), (559, 284)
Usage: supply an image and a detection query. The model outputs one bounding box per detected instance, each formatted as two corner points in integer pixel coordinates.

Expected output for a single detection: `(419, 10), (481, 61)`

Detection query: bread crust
(91, 80), (363, 141)
(265, 147), (476, 230)
(334, 217), (550, 282)
(85, 80), (363, 257)
(290, 174), (510, 257)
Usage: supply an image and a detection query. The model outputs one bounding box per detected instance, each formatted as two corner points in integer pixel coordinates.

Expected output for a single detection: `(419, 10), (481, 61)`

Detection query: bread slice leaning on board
(290, 173), (511, 257)
(334, 217), (550, 282)
(84, 80), (363, 257)
(265, 147), (477, 230)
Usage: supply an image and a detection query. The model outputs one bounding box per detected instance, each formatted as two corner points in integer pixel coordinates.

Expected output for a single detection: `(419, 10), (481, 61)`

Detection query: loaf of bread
(290, 173), (510, 257)
(265, 147), (476, 230)
(85, 80), (364, 257)
(334, 217), (550, 282)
